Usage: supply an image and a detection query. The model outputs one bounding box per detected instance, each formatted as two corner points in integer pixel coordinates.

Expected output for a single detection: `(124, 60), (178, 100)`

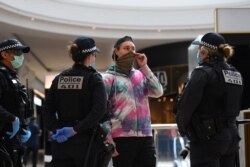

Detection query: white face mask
(11, 54), (24, 69)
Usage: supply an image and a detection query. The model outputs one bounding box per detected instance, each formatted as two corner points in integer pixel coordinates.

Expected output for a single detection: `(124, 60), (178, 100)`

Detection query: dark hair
(112, 52), (118, 61)
(68, 44), (90, 62)
(112, 36), (134, 61)
(114, 36), (133, 49)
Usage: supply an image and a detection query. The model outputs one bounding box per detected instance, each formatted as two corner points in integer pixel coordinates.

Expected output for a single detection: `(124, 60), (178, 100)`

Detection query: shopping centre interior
(1, 0), (250, 166)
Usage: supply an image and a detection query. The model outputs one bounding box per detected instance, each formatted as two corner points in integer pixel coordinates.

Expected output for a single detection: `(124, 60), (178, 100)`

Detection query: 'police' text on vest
(58, 76), (84, 89)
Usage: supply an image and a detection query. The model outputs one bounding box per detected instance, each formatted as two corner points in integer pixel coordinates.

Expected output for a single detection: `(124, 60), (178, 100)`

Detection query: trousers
(190, 127), (240, 167)
(51, 134), (102, 167)
(112, 137), (156, 167)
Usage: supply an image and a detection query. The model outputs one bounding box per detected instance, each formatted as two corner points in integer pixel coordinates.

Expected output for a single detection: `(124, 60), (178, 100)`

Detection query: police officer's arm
(176, 69), (208, 136)
(44, 77), (59, 132)
(0, 73), (16, 127)
(73, 73), (107, 133)
(140, 65), (163, 98)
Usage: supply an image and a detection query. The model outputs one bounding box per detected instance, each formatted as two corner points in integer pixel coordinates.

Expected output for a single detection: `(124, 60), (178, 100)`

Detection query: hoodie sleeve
(140, 65), (163, 98)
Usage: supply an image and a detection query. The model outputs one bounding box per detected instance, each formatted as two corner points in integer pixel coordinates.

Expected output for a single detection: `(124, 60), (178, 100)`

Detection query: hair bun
(219, 44), (234, 59)
(70, 44), (80, 55)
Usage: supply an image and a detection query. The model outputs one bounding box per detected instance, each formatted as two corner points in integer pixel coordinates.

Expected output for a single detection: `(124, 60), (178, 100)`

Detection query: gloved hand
(179, 143), (190, 159)
(52, 132), (68, 143)
(6, 117), (20, 139)
(56, 127), (76, 138)
(51, 127), (76, 143)
(179, 148), (189, 159)
(20, 129), (31, 143)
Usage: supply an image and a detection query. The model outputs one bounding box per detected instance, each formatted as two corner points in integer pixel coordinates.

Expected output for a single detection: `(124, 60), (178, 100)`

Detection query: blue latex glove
(51, 127), (76, 143)
(56, 127), (76, 138)
(52, 133), (68, 143)
(6, 117), (20, 139)
(51, 129), (62, 141)
(20, 129), (31, 143)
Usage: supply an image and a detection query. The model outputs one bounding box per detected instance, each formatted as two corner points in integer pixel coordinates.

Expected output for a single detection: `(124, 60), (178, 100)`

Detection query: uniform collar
(0, 62), (17, 75)
(72, 63), (97, 73)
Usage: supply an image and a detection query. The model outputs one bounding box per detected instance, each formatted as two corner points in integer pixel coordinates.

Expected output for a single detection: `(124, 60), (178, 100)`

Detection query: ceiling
(1, 0), (250, 93)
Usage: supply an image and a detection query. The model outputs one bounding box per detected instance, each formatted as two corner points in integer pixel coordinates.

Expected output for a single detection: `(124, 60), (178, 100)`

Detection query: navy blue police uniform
(177, 61), (243, 167)
(0, 62), (32, 167)
(45, 63), (107, 167)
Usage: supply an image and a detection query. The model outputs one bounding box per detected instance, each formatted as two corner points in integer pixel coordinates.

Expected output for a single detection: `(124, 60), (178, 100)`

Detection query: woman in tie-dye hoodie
(102, 36), (163, 167)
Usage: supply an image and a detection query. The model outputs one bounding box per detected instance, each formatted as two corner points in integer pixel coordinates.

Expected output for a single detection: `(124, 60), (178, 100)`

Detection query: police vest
(53, 68), (95, 127)
(0, 66), (33, 119)
(195, 63), (243, 119)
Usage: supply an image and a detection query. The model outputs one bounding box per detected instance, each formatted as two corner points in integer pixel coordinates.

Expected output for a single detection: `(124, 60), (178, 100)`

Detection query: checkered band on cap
(81, 46), (97, 53)
(0, 41), (23, 52)
(200, 41), (218, 50)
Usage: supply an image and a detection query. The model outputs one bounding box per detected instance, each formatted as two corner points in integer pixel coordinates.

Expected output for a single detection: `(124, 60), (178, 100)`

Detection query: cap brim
(14, 46), (30, 53)
(94, 48), (100, 53)
(21, 46), (30, 53)
(191, 40), (200, 45)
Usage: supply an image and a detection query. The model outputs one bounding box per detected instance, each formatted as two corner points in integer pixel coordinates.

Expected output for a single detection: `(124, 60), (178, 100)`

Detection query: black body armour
(0, 64), (33, 167)
(0, 66), (33, 123)
(195, 62), (243, 119)
(52, 65), (94, 128)
(188, 62), (243, 140)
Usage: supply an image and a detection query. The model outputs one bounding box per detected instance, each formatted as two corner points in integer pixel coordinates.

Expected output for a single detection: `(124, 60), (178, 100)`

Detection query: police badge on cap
(0, 39), (30, 53)
(74, 37), (100, 54)
(192, 32), (225, 50)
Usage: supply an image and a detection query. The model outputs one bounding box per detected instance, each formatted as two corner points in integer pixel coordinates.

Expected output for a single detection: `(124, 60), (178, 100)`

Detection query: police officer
(176, 32), (243, 167)
(44, 36), (107, 167)
(0, 39), (32, 167)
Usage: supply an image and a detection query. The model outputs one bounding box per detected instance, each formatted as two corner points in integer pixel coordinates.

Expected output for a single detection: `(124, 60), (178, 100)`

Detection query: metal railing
(152, 124), (190, 167)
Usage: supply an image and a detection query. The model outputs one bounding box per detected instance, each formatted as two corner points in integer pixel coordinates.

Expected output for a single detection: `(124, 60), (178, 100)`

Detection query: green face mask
(11, 54), (24, 69)
(115, 51), (135, 75)
(196, 52), (203, 65)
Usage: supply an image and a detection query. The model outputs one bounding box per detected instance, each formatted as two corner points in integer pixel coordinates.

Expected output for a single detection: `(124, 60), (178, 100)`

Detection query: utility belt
(216, 117), (237, 129)
(189, 115), (237, 141)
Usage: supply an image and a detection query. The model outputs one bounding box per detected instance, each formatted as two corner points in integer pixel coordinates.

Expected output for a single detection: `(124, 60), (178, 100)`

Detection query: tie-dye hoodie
(102, 65), (163, 138)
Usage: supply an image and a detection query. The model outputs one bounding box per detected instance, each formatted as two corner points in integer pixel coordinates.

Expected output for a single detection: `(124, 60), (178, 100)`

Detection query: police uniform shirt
(176, 62), (243, 137)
